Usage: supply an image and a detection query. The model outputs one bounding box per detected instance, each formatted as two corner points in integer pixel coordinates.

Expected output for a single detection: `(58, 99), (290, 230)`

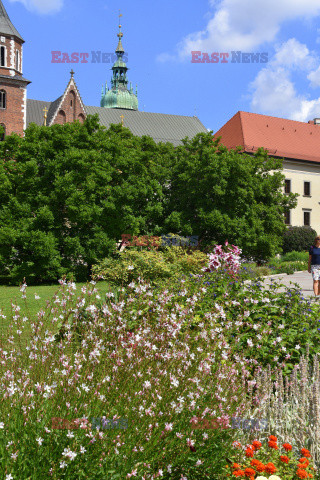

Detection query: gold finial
(43, 107), (48, 126)
(118, 10), (123, 38)
(120, 114), (124, 127)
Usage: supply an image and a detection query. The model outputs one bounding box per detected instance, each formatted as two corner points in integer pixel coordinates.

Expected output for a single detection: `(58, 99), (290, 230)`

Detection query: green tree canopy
(162, 132), (298, 261)
(0, 115), (174, 284)
(0, 119), (297, 284)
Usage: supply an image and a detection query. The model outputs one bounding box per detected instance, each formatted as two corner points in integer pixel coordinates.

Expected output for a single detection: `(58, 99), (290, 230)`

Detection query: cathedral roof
(26, 99), (208, 146)
(0, 0), (24, 42)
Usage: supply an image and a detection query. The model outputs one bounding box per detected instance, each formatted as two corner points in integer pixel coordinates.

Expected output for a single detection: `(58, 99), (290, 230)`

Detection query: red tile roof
(213, 111), (320, 163)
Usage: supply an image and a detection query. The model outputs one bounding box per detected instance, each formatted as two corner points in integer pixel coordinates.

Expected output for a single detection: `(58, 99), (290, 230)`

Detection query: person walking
(308, 235), (320, 298)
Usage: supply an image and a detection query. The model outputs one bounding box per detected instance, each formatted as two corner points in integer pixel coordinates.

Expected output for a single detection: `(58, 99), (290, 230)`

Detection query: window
(284, 179), (291, 194)
(304, 211), (311, 226)
(0, 90), (6, 109)
(15, 49), (19, 71)
(304, 181), (311, 196)
(0, 124), (5, 141)
(284, 211), (290, 225)
(0, 46), (5, 67)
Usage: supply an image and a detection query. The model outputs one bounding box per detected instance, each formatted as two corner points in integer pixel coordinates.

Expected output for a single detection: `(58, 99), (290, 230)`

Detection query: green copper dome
(100, 21), (138, 111)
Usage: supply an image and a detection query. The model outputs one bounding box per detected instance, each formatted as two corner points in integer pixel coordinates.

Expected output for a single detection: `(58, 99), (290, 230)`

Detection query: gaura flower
(280, 455), (289, 463)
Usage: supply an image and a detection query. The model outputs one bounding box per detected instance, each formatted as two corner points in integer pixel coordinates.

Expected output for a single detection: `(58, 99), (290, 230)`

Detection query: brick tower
(0, 0), (30, 138)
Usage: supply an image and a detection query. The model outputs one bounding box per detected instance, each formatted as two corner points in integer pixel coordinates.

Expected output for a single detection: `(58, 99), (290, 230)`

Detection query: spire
(0, 0), (24, 42)
(100, 14), (138, 111)
(101, 84), (104, 97)
(116, 11), (124, 54)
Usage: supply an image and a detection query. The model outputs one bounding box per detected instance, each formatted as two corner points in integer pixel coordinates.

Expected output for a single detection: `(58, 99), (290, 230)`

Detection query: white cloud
(157, 0), (320, 62)
(9, 0), (63, 14)
(249, 38), (320, 121)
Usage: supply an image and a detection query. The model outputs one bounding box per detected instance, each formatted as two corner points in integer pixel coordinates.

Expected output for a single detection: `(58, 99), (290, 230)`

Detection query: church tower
(0, 0), (30, 138)
(100, 17), (138, 110)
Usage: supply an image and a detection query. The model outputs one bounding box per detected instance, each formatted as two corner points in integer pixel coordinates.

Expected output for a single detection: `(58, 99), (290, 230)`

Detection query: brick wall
(53, 84), (86, 125)
(0, 35), (23, 76)
(0, 80), (25, 136)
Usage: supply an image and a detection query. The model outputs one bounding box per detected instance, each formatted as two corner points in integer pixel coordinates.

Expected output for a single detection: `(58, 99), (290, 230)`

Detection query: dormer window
(16, 49), (20, 71)
(0, 46), (5, 67)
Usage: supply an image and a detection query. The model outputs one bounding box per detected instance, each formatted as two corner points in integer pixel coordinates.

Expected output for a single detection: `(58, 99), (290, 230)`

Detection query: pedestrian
(308, 235), (320, 298)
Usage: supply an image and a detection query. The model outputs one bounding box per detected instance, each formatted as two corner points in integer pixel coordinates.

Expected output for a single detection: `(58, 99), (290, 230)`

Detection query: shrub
(281, 250), (309, 263)
(282, 226), (317, 253)
(92, 246), (208, 288)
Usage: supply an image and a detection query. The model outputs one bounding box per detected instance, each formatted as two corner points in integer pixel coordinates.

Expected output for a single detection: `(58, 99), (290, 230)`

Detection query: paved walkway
(256, 270), (315, 299)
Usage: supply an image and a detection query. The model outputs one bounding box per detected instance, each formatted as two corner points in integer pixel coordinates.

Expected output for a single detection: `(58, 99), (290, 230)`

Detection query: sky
(5, 0), (320, 132)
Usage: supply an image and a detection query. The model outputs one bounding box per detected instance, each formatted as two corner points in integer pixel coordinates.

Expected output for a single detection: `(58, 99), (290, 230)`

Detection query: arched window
(70, 90), (76, 120)
(57, 109), (66, 124)
(0, 124), (5, 141)
(0, 90), (6, 109)
(16, 49), (20, 71)
(78, 113), (85, 124)
(0, 46), (5, 67)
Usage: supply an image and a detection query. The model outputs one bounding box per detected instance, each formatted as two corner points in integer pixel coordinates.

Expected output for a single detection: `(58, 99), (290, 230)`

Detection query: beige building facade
(283, 159), (320, 234)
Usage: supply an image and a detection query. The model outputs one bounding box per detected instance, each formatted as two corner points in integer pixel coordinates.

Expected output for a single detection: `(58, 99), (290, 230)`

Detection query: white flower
(66, 431), (74, 438)
(5, 475), (14, 480)
(11, 452), (18, 460)
(60, 461), (67, 469)
(295, 344), (301, 350)
(268, 476), (282, 480)
(170, 377), (179, 387)
(255, 477), (268, 480)
(35, 294), (40, 300)
(36, 437), (43, 446)
(0, 422), (4, 429)
(80, 446), (86, 454)
(127, 265), (134, 270)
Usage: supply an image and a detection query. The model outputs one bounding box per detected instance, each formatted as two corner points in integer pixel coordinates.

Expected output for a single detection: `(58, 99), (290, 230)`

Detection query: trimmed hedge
(282, 226), (317, 253)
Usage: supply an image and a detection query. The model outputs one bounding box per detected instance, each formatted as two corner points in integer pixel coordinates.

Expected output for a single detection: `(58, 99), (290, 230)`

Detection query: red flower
(233, 471), (245, 477)
(299, 458), (310, 467)
(269, 435), (277, 442)
(244, 468), (255, 477)
(233, 464), (241, 470)
(245, 448), (254, 458)
(301, 448), (311, 458)
(297, 469), (308, 479)
(252, 440), (262, 450)
(251, 459), (261, 467)
(280, 455), (289, 464)
(268, 440), (278, 449)
(283, 443), (293, 451)
(256, 463), (266, 472)
(265, 463), (277, 474)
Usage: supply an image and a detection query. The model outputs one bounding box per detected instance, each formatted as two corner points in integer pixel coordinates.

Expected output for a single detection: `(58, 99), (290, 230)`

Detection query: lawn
(0, 281), (116, 339)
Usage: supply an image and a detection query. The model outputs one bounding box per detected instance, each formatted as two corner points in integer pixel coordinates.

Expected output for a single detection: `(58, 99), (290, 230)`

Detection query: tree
(0, 115), (173, 284)
(162, 132), (298, 261)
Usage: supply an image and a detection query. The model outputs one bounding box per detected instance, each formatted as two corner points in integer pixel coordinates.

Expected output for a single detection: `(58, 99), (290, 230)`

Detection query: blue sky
(5, 0), (320, 133)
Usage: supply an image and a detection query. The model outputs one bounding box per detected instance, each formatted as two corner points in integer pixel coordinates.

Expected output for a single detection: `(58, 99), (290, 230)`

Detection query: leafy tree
(162, 132), (298, 261)
(0, 115), (173, 284)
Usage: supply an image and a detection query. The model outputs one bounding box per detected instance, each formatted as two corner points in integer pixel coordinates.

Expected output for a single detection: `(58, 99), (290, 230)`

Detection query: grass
(0, 281), (116, 338)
